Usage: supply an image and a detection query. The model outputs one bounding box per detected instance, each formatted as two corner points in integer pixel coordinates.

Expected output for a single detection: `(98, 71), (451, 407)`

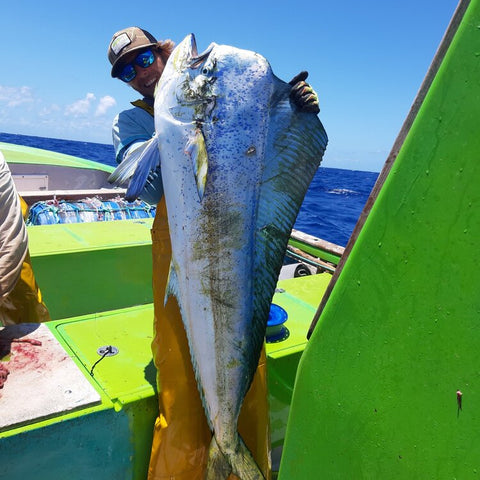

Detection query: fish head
(155, 34), (217, 124)
(170, 33), (199, 72)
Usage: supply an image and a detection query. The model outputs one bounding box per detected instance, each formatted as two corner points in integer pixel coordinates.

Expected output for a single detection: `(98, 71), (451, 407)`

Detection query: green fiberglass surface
(28, 219), (154, 319)
(0, 269), (332, 479)
(0, 141), (114, 172)
(279, 1), (480, 478)
(288, 237), (341, 265)
(0, 310), (158, 480)
(56, 304), (157, 404)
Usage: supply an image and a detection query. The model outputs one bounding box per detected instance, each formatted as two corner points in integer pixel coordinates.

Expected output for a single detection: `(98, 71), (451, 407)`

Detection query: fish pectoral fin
(125, 136), (161, 201)
(108, 141), (149, 186)
(185, 128), (208, 201)
(108, 135), (161, 201)
(164, 261), (180, 306)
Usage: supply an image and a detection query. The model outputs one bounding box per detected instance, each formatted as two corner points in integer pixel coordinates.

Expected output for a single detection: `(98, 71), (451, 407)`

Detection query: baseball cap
(108, 27), (157, 78)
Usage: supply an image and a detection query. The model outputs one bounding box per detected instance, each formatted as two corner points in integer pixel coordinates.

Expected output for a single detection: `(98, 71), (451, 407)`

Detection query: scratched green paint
(279, 1), (480, 478)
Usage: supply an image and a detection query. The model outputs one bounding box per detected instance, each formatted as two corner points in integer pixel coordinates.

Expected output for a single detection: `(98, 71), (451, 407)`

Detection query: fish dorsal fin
(253, 76), (328, 339)
(185, 127), (209, 200)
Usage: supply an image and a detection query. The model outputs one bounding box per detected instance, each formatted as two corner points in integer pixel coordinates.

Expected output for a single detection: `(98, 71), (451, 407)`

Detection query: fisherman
(108, 26), (320, 480)
(0, 151), (50, 326)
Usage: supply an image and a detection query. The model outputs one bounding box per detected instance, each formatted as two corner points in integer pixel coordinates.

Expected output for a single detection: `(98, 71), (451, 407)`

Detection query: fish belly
(160, 127), (264, 434)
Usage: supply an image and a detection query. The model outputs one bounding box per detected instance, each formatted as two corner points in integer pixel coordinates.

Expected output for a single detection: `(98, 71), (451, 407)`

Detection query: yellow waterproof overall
(0, 197), (50, 326)
(148, 198), (271, 479)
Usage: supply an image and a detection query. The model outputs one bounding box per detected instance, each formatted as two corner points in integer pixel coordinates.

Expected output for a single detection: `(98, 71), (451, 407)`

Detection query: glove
(289, 71), (320, 114)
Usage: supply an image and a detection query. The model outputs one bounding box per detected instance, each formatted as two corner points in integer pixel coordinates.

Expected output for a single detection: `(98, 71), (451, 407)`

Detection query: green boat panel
(288, 238), (342, 265)
(279, 1), (480, 478)
(1, 402), (156, 480)
(1, 271), (332, 479)
(268, 273), (332, 469)
(28, 219), (154, 320)
(1, 317), (158, 479)
(0, 141), (114, 172)
(28, 218), (153, 256)
(270, 273), (332, 358)
(56, 304), (157, 404)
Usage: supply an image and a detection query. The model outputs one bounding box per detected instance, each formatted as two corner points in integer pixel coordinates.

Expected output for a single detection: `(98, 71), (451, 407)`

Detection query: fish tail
(206, 435), (265, 480)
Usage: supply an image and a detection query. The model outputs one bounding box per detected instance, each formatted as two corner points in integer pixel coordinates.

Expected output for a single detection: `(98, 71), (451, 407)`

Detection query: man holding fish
(107, 26), (325, 479)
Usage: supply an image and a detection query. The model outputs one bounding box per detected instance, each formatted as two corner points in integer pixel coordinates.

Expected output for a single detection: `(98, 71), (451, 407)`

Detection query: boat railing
(19, 187), (127, 206)
(286, 229), (344, 273)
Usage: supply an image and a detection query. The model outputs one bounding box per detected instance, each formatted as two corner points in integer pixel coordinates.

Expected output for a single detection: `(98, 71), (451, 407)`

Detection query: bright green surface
(0, 311), (158, 480)
(288, 237), (341, 265)
(28, 219), (154, 319)
(268, 273), (332, 466)
(0, 141), (114, 172)
(280, 2), (480, 478)
(0, 272), (332, 479)
(28, 217), (153, 256)
(56, 304), (157, 405)
(270, 273), (331, 356)
(2, 408), (141, 479)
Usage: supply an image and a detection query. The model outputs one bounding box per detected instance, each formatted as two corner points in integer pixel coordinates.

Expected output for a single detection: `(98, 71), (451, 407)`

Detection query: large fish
(110, 34), (327, 479)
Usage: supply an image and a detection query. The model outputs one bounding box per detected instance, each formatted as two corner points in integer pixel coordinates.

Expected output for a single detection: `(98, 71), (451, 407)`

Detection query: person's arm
(109, 108), (162, 204)
(0, 152), (28, 300)
(112, 106), (156, 164)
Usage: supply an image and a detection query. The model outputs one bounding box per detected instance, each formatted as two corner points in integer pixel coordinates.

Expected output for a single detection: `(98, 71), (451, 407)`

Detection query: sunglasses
(118, 49), (155, 83)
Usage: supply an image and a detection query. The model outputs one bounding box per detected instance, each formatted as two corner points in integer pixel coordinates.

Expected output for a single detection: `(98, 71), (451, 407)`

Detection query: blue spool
(266, 304), (289, 343)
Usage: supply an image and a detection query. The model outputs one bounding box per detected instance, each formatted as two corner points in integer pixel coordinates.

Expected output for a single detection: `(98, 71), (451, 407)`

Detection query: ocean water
(0, 132), (379, 247)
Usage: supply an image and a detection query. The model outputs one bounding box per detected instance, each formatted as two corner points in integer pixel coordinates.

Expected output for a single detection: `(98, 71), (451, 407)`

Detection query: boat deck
(0, 272), (330, 478)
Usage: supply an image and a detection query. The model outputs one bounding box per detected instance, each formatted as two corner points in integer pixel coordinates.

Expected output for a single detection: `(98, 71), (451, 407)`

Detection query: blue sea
(0, 132), (379, 247)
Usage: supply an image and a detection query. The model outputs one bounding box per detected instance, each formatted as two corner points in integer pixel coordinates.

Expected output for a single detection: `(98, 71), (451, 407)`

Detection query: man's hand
(289, 71), (320, 114)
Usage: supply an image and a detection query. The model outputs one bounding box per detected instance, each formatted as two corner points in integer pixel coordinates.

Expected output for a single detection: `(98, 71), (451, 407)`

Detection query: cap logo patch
(111, 33), (132, 56)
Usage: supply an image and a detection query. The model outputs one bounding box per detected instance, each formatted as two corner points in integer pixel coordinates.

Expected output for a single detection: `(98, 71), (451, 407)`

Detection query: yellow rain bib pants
(0, 196), (50, 326)
(148, 198), (271, 480)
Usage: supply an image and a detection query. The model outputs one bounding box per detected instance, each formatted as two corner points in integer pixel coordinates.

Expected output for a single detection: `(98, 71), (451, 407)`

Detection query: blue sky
(0, 0), (458, 172)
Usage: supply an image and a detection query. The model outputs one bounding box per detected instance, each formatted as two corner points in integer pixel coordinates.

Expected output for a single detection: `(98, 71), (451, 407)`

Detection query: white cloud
(65, 92), (96, 116)
(0, 86), (118, 144)
(95, 95), (116, 117)
(39, 104), (61, 116)
(0, 85), (35, 107)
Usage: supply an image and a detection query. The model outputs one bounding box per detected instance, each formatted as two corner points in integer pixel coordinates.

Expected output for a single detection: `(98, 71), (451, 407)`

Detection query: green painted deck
(279, 1), (480, 478)
(1, 264), (330, 478)
(28, 219), (154, 319)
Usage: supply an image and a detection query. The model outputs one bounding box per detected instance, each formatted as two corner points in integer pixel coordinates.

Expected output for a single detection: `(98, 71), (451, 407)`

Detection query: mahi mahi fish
(109, 34), (327, 479)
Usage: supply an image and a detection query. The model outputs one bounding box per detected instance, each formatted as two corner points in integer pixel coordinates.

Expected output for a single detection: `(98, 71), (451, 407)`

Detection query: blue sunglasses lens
(135, 50), (155, 68)
(119, 64), (136, 83)
(119, 49), (155, 82)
